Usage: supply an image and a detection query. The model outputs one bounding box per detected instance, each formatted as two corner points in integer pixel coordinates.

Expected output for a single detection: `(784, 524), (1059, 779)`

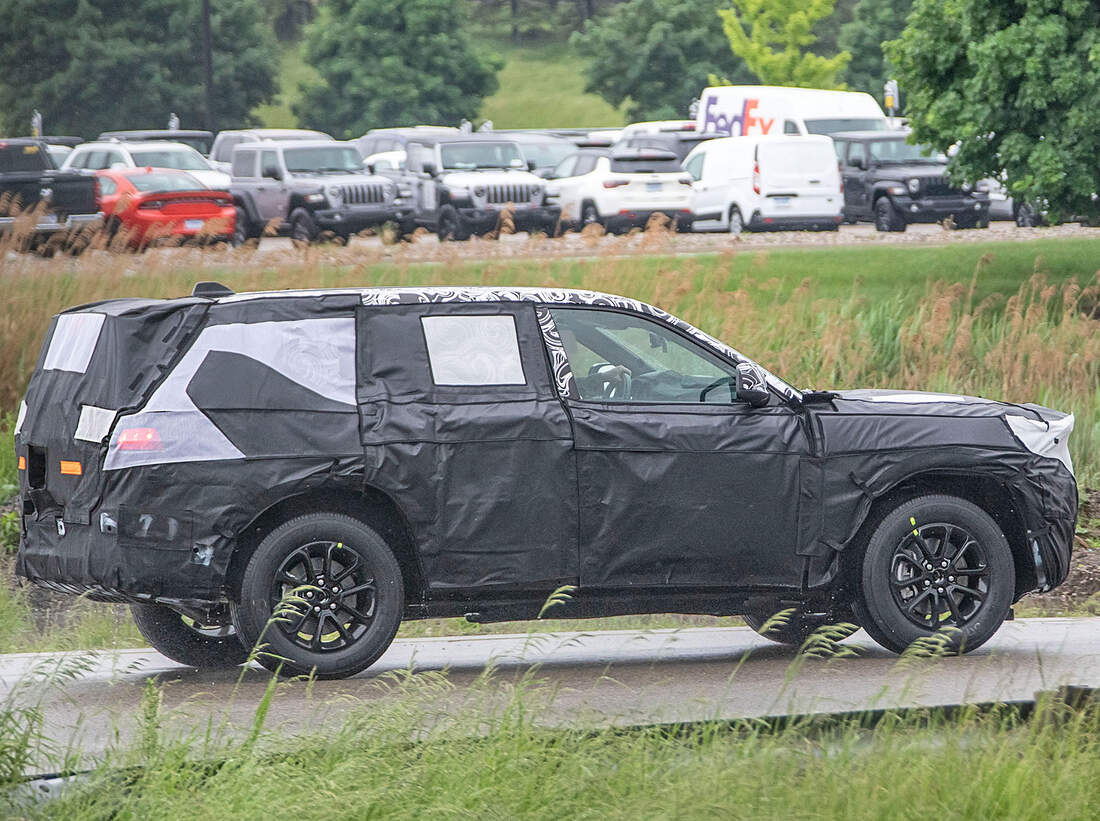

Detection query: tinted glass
(683, 153), (704, 181)
(550, 308), (736, 404)
(97, 176), (117, 195)
(518, 140), (573, 168)
(574, 155), (598, 175)
(283, 146), (362, 173)
(261, 150), (280, 177)
(232, 150), (257, 177)
(868, 139), (946, 163)
(214, 135), (243, 162)
(440, 141), (523, 170)
(609, 156), (682, 173)
(784, 120), (800, 134)
(130, 148), (210, 170)
(126, 172), (206, 192)
(0, 143), (47, 172)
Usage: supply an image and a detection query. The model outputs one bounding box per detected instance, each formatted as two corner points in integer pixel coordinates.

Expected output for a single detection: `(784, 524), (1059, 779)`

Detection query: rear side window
(43, 313), (105, 373)
(98, 176), (118, 195)
(421, 315), (526, 386)
(609, 156), (682, 173)
(552, 155), (577, 178)
(783, 120), (800, 134)
(232, 150), (257, 177)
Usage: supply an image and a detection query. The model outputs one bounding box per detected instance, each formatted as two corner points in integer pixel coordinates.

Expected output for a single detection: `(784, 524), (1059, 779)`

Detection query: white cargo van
(696, 86), (888, 137)
(683, 135), (843, 232)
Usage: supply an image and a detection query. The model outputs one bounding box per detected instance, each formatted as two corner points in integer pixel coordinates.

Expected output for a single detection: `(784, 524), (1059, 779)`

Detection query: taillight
(603, 179), (629, 189)
(138, 200), (165, 210)
(752, 162), (761, 195)
(117, 427), (162, 451)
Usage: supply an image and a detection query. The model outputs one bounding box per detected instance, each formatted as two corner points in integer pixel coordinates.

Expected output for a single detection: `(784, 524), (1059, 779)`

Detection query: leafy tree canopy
(0, 0), (278, 137)
(888, 0), (1100, 220)
(295, 0), (501, 137)
(572, 0), (754, 121)
(838, 0), (911, 98)
(718, 0), (851, 88)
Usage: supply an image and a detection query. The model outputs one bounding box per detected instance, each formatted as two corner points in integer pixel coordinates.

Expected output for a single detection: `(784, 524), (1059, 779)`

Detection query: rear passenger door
(356, 302), (578, 593)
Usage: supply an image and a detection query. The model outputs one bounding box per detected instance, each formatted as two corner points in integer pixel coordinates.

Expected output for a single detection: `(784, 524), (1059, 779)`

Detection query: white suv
(62, 141), (230, 189)
(546, 148), (694, 232)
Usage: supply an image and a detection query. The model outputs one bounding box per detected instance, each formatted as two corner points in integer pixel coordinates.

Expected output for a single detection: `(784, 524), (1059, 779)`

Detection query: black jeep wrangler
(833, 131), (991, 231)
(15, 284), (1076, 678)
(229, 140), (409, 245)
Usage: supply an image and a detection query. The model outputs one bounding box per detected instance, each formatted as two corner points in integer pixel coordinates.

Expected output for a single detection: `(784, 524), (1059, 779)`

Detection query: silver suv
(229, 141), (410, 245)
(394, 134), (561, 239)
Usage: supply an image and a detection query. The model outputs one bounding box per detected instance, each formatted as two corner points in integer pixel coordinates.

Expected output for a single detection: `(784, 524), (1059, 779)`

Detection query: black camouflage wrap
(14, 287), (1077, 615)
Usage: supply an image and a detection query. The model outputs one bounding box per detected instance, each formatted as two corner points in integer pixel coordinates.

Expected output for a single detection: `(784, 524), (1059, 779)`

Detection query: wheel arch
(232, 191), (262, 227)
(226, 484), (427, 607)
(840, 470), (1035, 600)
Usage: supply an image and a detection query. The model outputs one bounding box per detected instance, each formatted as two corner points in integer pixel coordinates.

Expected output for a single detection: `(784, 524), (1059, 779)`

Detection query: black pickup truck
(0, 138), (102, 251)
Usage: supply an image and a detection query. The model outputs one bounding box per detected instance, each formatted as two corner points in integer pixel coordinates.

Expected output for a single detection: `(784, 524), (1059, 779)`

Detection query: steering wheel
(590, 363), (632, 400)
(699, 375), (736, 402)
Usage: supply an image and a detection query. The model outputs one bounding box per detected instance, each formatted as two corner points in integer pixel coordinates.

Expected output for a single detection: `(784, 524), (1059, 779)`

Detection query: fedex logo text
(702, 96), (775, 136)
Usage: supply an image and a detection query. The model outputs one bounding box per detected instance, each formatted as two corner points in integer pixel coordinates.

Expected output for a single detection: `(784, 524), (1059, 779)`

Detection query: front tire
(232, 513), (404, 679)
(728, 205), (744, 234)
(874, 197), (906, 232)
(290, 208), (318, 246)
(437, 205), (469, 241)
(852, 494), (1015, 655)
(131, 603), (249, 669)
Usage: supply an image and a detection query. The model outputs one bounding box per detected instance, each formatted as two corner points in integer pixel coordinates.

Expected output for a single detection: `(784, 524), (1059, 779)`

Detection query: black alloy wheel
(854, 494), (1014, 654)
(233, 513), (403, 679)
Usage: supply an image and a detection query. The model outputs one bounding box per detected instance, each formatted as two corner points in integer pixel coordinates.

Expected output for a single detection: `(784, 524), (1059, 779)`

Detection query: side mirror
(421, 162), (437, 176)
(850, 156), (865, 171)
(262, 165), (283, 181)
(527, 159), (537, 172)
(735, 362), (770, 408)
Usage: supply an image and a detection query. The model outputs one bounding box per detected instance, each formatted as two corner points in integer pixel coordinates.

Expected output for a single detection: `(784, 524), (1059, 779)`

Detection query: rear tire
(728, 206), (744, 234)
(581, 201), (602, 229)
(131, 603), (249, 669)
(231, 207), (253, 247)
(232, 513), (404, 679)
(742, 607), (854, 647)
(852, 494), (1015, 655)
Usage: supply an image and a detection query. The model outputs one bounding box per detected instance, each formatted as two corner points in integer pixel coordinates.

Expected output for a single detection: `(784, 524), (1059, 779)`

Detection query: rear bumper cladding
(0, 212), (104, 234)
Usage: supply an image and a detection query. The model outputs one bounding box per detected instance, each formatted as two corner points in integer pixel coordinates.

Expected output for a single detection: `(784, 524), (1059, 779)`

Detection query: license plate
(773, 197), (791, 208)
(646, 182), (662, 192)
(185, 219), (204, 230)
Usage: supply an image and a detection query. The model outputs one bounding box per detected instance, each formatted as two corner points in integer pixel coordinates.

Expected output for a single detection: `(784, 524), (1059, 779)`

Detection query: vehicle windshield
(440, 142), (524, 170)
(518, 141), (574, 169)
(129, 149), (211, 171)
(125, 171), (206, 193)
(868, 139), (946, 164)
(283, 146), (363, 174)
(805, 118), (888, 135)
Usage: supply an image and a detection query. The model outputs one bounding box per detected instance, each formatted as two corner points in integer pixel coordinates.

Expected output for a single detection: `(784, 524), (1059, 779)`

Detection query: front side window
(232, 150), (257, 178)
(421, 315), (527, 386)
(550, 308), (736, 403)
(683, 153), (704, 181)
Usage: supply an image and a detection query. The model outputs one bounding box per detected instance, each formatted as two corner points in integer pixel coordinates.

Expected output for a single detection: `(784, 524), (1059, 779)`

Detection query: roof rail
(192, 281), (235, 298)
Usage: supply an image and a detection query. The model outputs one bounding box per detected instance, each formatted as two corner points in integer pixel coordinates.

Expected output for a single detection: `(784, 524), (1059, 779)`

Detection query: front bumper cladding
(888, 195), (990, 223)
(456, 205), (561, 233)
(312, 204), (408, 235)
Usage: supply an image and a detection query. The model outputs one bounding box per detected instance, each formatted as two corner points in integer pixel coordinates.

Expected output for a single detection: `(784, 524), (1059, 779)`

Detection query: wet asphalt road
(3, 617), (1100, 768)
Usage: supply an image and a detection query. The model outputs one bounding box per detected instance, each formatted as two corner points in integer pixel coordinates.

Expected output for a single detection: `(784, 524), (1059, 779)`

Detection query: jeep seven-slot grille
(918, 176), (960, 197)
(339, 183), (389, 205)
(486, 183), (537, 204)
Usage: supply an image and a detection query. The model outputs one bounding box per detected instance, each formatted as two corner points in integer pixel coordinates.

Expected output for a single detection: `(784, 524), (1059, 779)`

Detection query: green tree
(838, 0), (911, 97)
(572, 0), (755, 122)
(295, 0), (501, 137)
(0, 0), (278, 137)
(717, 0), (851, 88)
(888, 0), (1100, 220)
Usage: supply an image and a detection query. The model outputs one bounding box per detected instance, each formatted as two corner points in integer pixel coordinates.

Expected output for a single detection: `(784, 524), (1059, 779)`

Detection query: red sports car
(96, 168), (235, 248)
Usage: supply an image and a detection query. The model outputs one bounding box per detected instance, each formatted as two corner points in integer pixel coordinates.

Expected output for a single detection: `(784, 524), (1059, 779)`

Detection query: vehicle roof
(38, 136), (83, 146)
(99, 130), (214, 140)
(609, 147), (680, 161)
(73, 141), (201, 152)
(234, 139), (355, 152)
(830, 130), (912, 140)
(406, 133), (523, 147)
(491, 131), (575, 144)
(0, 137), (47, 146)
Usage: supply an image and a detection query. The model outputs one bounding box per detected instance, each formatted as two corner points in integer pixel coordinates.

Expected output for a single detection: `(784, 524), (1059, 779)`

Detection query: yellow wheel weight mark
(910, 516), (918, 536)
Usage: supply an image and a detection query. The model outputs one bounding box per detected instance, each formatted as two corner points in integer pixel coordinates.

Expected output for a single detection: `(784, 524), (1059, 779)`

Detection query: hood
(188, 169), (233, 189)
(439, 169), (543, 187)
(871, 163), (949, 181)
(289, 171), (391, 187)
(818, 389), (1074, 473)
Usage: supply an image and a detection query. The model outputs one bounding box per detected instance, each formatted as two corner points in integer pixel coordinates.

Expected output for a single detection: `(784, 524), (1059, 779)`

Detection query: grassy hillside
(252, 45), (319, 129)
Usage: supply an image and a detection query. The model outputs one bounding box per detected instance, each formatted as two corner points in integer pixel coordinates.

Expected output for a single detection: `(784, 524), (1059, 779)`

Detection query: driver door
(549, 306), (808, 590)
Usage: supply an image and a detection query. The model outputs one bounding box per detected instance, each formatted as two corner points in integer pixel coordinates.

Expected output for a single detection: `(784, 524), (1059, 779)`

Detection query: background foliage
(0, 0), (278, 137)
(294, 0), (502, 137)
(889, 0), (1100, 220)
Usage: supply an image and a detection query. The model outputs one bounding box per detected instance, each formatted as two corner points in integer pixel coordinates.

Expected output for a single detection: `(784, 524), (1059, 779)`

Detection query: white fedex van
(696, 86), (888, 137)
(683, 135), (843, 232)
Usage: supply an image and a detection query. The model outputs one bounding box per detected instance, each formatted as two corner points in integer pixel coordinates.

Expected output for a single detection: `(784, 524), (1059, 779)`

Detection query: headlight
(305, 193), (325, 204)
(530, 184), (543, 199)
(907, 178), (921, 194)
(887, 185), (906, 196)
(398, 186), (413, 198)
(961, 182), (973, 193)
(472, 185), (486, 198)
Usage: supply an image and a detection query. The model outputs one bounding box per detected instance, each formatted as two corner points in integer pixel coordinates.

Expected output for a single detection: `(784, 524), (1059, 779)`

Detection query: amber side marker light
(60, 460), (82, 476)
(18, 456), (26, 470)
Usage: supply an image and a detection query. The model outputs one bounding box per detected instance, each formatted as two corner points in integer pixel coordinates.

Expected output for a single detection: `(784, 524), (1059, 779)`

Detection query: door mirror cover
(735, 362), (770, 408)
(422, 163), (437, 176)
(849, 156), (864, 170)
(262, 165), (283, 181)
